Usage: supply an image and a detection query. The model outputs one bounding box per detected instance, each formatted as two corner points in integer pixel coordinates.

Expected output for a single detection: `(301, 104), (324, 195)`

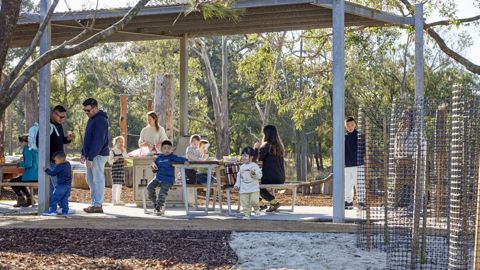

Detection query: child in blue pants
(43, 151), (72, 216)
(148, 140), (189, 215)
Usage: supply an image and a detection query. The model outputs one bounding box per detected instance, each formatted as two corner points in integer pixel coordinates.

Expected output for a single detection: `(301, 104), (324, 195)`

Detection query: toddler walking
(43, 151), (72, 216)
(234, 147), (262, 218)
(109, 136), (128, 205)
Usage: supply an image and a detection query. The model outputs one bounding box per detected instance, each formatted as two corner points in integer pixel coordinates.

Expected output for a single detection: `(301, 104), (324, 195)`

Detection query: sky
(42, 0), (480, 65)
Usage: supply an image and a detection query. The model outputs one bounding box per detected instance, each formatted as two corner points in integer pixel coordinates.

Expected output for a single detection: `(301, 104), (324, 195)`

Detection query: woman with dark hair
(254, 125), (285, 212)
(138, 111), (168, 153)
(10, 135), (38, 207)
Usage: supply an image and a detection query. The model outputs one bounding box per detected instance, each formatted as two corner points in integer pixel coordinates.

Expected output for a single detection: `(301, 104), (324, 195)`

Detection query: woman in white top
(138, 111), (168, 153)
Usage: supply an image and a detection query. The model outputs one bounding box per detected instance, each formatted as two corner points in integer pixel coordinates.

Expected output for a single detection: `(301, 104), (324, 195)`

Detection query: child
(147, 140), (189, 215)
(199, 139), (210, 160)
(185, 134), (204, 161)
(344, 116), (365, 209)
(109, 136), (128, 205)
(234, 147), (262, 219)
(43, 151), (72, 216)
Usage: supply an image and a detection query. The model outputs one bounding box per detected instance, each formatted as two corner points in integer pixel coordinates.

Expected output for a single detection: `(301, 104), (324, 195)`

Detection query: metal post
(179, 35), (189, 137)
(332, 0), (345, 223)
(411, 4), (425, 268)
(38, 0), (52, 214)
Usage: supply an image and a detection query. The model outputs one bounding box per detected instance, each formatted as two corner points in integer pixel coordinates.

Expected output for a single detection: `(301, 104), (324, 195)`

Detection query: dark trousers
(49, 184), (71, 214)
(9, 176), (34, 197)
(147, 179), (173, 209)
(260, 188), (275, 202)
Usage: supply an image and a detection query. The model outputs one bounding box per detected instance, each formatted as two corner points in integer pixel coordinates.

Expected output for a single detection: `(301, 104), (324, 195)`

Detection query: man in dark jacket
(80, 98), (109, 213)
(344, 116), (365, 209)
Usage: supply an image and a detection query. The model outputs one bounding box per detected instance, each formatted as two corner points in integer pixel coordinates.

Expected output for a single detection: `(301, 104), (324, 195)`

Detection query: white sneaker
(254, 211), (261, 216)
(42, 211), (57, 216)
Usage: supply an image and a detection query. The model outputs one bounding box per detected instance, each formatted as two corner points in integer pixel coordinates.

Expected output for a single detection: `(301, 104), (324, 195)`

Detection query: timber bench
(0, 182), (37, 207)
(225, 183), (299, 215)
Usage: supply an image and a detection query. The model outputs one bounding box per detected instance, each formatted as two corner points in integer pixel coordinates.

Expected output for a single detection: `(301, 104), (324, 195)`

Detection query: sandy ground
(229, 232), (387, 270)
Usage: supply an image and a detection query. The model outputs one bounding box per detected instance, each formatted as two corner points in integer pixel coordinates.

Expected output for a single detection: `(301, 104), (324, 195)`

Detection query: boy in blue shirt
(43, 151), (72, 216)
(148, 140), (189, 215)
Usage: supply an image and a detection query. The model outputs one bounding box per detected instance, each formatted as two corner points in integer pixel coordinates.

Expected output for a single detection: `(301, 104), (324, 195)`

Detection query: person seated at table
(148, 140), (189, 216)
(184, 134), (206, 184)
(9, 135), (38, 207)
(199, 139), (210, 159)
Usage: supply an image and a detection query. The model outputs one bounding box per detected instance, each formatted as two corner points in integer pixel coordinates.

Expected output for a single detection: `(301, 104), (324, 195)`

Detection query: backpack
(28, 122), (59, 151)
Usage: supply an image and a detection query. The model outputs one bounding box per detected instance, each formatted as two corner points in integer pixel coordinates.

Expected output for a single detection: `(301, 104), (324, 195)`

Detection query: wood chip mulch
(0, 229), (237, 270)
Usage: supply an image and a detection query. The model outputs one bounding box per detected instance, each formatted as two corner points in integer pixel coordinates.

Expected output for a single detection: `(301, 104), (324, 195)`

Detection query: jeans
(49, 184), (71, 214)
(147, 179), (173, 209)
(86, 155), (108, 207)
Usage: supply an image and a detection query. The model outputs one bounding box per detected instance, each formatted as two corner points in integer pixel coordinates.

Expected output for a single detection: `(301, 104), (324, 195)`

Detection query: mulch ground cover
(0, 228), (237, 270)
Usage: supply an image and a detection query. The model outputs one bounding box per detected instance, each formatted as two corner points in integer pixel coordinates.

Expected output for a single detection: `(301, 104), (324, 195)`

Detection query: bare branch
(426, 15), (480, 27)
(426, 27), (480, 74)
(0, 0), (151, 113)
(2, 0), (60, 92)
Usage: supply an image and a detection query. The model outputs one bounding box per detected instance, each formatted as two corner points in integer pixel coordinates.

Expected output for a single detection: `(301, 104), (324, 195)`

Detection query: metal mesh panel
(357, 88), (480, 269)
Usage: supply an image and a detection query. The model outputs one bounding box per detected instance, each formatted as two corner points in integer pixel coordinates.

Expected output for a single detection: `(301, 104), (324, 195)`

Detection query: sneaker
(266, 202), (281, 213)
(254, 210), (261, 216)
(344, 202), (353, 210)
(154, 207), (162, 216)
(42, 211), (57, 216)
(259, 204), (268, 211)
(83, 206), (103, 213)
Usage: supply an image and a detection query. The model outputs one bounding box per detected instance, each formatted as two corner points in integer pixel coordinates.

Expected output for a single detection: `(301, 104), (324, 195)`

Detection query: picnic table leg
(291, 187), (297, 212)
(226, 189), (232, 216)
(216, 168), (223, 212)
(204, 166), (213, 214)
(141, 187), (148, 214)
(30, 187), (35, 207)
(194, 188), (199, 211)
(212, 188), (216, 211)
(181, 167), (189, 215)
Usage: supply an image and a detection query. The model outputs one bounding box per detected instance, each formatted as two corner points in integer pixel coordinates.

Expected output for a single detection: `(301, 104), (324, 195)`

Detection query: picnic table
(0, 163), (23, 182)
(173, 161), (223, 216)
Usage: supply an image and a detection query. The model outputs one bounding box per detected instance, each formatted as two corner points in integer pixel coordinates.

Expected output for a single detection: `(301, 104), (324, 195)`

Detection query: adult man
(36, 105), (74, 199)
(344, 116), (365, 209)
(81, 98), (109, 213)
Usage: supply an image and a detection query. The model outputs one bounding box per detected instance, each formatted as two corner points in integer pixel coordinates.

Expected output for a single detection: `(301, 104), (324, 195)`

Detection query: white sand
(229, 232), (386, 270)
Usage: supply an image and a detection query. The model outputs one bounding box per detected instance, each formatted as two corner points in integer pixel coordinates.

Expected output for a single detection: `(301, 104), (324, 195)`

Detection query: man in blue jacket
(147, 140), (189, 215)
(81, 98), (109, 213)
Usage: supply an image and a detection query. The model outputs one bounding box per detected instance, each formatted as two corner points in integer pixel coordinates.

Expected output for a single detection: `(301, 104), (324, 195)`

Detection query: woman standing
(254, 125), (285, 212)
(9, 135), (38, 207)
(138, 111), (168, 153)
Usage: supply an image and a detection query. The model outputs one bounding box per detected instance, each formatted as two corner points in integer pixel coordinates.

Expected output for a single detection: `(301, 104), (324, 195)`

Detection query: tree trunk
(196, 38), (230, 159)
(0, 111), (4, 164)
(0, 0), (22, 78)
(6, 108), (12, 155)
(319, 140), (324, 170)
(300, 128), (308, 182)
(24, 79), (38, 131)
(154, 74), (175, 140)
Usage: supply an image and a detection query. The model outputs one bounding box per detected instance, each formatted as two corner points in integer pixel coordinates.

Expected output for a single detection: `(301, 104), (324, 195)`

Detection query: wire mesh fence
(356, 87), (480, 269)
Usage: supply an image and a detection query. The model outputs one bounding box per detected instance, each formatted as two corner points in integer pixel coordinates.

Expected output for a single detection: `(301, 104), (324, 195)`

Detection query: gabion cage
(356, 87), (480, 270)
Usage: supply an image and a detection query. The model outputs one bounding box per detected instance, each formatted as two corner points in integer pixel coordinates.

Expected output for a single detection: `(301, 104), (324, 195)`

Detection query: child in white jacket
(234, 147), (262, 218)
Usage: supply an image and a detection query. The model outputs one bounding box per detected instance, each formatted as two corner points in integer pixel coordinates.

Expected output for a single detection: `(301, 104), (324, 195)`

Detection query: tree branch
(426, 15), (480, 27)
(2, 0), (60, 93)
(0, 0), (151, 114)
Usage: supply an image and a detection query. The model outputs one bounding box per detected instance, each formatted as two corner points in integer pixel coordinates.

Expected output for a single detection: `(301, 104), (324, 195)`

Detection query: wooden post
(474, 163), (480, 269)
(147, 99), (153, 112)
(364, 118), (372, 250)
(154, 74), (175, 140)
(434, 105), (448, 223)
(179, 35), (189, 137)
(120, 95), (128, 148)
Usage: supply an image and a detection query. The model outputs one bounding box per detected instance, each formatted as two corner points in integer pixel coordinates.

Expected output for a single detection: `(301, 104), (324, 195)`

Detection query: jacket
(45, 162), (72, 185)
(235, 162), (262, 193)
(18, 145), (38, 181)
(255, 144), (285, 184)
(154, 153), (188, 184)
(82, 110), (109, 161)
(345, 129), (364, 167)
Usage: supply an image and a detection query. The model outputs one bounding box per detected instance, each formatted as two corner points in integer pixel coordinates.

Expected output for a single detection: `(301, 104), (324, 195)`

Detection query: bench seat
(0, 182), (38, 207)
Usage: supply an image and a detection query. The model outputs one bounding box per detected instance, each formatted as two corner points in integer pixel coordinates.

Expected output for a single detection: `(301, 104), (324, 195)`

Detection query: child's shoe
(154, 207), (162, 216)
(42, 211), (57, 216)
(254, 210), (261, 216)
